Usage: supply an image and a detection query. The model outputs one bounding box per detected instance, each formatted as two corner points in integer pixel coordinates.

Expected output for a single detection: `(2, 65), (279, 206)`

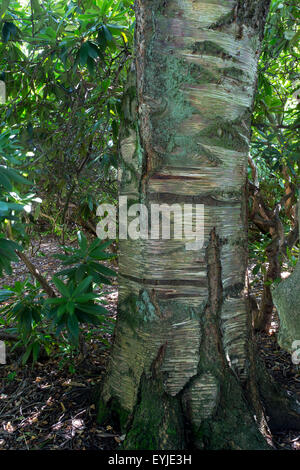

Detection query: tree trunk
(98, 0), (275, 450)
(255, 236), (281, 331)
(273, 197), (300, 353)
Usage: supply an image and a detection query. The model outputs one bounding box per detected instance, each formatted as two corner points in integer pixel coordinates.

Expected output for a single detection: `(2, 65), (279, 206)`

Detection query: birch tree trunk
(98, 0), (273, 450)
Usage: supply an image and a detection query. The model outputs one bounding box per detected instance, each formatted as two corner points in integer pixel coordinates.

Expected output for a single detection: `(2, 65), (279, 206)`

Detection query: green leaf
(97, 27), (107, 51)
(45, 297), (66, 305)
(87, 56), (95, 76)
(31, 0), (43, 15)
(32, 342), (40, 363)
(79, 42), (89, 66)
(22, 343), (33, 364)
(0, 0), (10, 19)
(52, 277), (70, 298)
(90, 271), (111, 285)
(86, 41), (100, 59)
(98, 0), (113, 17)
(74, 264), (87, 282)
(2, 22), (17, 43)
(76, 303), (107, 315)
(89, 248), (113, 260)
(0, 170), (12, 190)
(90, 262), (116, 277)
(56, 304), (67, 319)
(0, 289), (13, 301)
(77, 231), (87, 252)
(72, 275), (93, 297)
(0, 201), (8, 212)
(88, 238), (105, 251)
(3, 167), (32, 185)
(66, 301), (75, 315)
(74, 293), (97, 302)
(107, 24), (127, 35)
(102, 24), (113, 42)
(67, 314), (79, 342)
(0, 238), (22, 253)
(75, 310), (104, 325)
(252, 265), (261, 276)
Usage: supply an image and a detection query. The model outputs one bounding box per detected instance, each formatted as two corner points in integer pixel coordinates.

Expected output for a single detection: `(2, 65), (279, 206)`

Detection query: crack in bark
(120, 273), (208, 288)
(148, 192), (241, 206)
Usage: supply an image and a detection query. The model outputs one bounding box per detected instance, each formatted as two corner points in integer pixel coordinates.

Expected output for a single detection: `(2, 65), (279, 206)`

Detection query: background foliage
(0, 0), (134, 363)
(249, 0), (299, 330)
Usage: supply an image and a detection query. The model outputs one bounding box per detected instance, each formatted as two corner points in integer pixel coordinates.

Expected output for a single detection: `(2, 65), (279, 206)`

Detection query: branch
(248, 155), (259, 187)
(15, 250), (56, 298)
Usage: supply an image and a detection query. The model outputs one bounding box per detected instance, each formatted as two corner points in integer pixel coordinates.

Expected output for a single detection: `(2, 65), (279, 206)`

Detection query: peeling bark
(97, 0), (281, 450)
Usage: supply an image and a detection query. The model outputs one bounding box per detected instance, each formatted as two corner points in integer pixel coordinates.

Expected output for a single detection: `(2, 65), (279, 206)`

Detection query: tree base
(97, 369), (272, 450)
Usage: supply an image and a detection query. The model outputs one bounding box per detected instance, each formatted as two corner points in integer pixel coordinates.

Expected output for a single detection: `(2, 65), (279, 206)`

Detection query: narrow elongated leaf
(90, 262), (116, 277)
(67, 314), (79, 342)
(75, 293), (98, 303)
(52, 277), (70, 298)
(72, 275), (93, 297)
(76, 303), (107, 315)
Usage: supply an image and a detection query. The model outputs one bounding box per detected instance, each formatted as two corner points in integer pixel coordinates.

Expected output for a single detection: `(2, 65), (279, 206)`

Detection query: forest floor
(0, 237), (299, 450)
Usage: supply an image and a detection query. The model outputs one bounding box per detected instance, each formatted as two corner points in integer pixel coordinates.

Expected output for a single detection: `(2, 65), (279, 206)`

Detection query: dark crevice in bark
(192, 41), (238, 62)
(182, 229), (271, 450)
(97, 395), (131, 435)
(120, 273), (208, 288)
(204, 228), (224, 364)
(237, 0), (272, 40)
(223, 282), (245, 298)
(148, 193), (241, 206)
